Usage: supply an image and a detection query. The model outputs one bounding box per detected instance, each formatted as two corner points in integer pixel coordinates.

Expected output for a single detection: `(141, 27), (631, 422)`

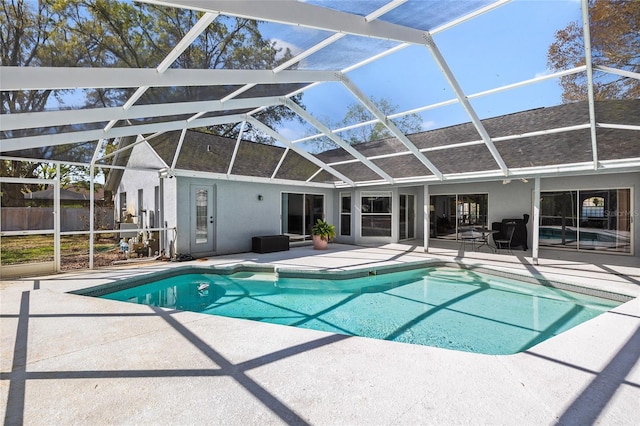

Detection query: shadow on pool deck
(1, 243), (639, 424)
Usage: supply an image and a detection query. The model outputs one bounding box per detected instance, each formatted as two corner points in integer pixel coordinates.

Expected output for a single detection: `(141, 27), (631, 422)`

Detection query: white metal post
(532, 177), (541, 265)
(424, 184), (430, 253)
(89, 165), (95, 269)
(54, 164), (61, 272)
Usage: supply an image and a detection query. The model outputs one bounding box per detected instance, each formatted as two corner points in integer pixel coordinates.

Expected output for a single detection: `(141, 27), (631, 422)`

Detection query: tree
(48, 0), (302, 142)
(547, 0), (640, 102)
(1, 0), (303, 204)
(307, 97), (424, 152)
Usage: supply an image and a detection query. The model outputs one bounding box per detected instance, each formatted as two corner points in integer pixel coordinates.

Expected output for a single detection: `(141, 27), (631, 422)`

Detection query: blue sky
(270, 0), (584, 146)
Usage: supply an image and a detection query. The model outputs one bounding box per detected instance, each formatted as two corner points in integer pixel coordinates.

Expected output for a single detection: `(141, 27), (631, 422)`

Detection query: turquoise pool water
(100, 267), (620, 355)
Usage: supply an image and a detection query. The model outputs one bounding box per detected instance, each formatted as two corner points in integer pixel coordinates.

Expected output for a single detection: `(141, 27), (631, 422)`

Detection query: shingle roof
(316, 99), (640, 180)
(150, 130), (323, 181)
(141, 99), (638, 185)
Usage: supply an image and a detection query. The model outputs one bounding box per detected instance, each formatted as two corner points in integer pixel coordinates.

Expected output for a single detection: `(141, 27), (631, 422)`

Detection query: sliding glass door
(281, 193), (324, 239)
(430, 194), (488, 240)
(540, 188), (631, 253)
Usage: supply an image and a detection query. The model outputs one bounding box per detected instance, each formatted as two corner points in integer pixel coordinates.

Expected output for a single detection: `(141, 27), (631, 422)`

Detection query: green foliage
(1, 0), (302, 139)
(311, 219), (336, 241)
(343, 97), (423, 144)
(306, 97), (423, 153)
(1, 0), (304, 194)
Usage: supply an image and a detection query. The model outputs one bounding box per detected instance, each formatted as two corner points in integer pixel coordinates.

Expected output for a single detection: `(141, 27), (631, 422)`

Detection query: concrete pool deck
(1, 243), (639, 425)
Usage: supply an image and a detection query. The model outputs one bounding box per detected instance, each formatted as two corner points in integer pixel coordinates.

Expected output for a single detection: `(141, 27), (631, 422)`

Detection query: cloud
(271, 38), (304, 58)
(421, 120), (437, 131)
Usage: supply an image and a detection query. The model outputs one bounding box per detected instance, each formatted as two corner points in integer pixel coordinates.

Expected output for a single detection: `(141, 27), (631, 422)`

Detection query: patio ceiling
(1, 0), (639, 188)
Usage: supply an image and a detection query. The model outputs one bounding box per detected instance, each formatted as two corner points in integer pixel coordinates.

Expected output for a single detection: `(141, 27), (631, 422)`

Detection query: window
(340, 193), (351, 236)
(540, 188), (631, 253)
(361, 192), (392, 237)
(137, 189), (144, 225)
(430, 194), (488, 240)
(119, 192), (127, 221)
(153, 185), (160, 228)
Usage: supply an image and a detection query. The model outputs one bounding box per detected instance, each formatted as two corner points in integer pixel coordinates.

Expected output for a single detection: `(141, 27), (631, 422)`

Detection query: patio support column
(54, 164), (61, 272)
(532, 177), (541, 265)
(424, 184), (430, 253)
(89, 166), (95, 270)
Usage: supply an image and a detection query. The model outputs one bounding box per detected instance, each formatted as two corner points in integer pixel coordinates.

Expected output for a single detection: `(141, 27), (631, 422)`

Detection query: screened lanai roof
(1, 0), (639, 188)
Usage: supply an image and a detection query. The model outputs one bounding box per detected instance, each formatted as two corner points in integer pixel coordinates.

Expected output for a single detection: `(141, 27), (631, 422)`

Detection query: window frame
(340, 192), (351, 237)
(361, 191), (392, 238)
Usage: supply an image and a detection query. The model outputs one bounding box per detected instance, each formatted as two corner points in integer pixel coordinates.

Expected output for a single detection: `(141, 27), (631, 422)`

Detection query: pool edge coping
(69, 259), (633, 302)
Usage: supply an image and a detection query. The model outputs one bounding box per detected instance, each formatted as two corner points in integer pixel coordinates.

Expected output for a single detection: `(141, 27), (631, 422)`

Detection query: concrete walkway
(1, 244), (639, 425)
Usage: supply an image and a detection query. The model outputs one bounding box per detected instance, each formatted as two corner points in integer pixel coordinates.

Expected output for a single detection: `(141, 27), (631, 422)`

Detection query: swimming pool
(97, 265), (622, 355)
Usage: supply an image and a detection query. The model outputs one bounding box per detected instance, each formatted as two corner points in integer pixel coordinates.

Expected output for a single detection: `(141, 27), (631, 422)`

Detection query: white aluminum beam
(423, 183), (430, 252)
(431, 0), (511, 34)
(532, 177), (541, 265)
(271, 147), (290, 180)
(284, 98), (395, 184)
(339, 75), (444, 180)
(247, 117), (355, 186)
(581, 0), (598, 169)
(598, 123), (640, 131)
(135, 0), (432, 45)
(170, 128), (188, 170)
(223, 33), (348, 107)
(467, 66), (587, 100)
(171, 167), (335, 189)
(96, 131), (166, 163)
(0, 67), (342, 90)
(306, 168), (323, 183)
(1, 113), (250, 151)
(1, 96), (283, 132)
(157, 12), (219, 73)
(227, 121), (246, 176)
(595, 65), (640, 80)
(422, 33), (509, 176)
(297, 66), (587, 144)
(104, 12), (220, 130)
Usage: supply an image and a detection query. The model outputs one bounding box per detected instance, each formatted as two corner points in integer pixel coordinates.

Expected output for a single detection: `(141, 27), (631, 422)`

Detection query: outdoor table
(473, 227), (499, 252)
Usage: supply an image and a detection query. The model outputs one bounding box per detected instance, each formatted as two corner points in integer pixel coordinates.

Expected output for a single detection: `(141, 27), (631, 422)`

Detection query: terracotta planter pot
(312, 235), (328, 250)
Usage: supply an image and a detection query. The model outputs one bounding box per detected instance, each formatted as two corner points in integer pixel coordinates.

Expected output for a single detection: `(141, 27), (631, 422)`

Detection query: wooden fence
(1, 207), (114, 232)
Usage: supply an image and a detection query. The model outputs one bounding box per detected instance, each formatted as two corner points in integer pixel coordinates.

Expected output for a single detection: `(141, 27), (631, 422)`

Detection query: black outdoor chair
(494, 222), (516, 253)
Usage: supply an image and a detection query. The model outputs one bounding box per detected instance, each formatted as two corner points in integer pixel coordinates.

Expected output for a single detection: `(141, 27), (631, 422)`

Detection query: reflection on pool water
(100, 266), (621, 355)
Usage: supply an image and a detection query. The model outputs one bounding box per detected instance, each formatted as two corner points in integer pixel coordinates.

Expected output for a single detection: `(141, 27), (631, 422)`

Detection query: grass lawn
(1, 234), (117, 265)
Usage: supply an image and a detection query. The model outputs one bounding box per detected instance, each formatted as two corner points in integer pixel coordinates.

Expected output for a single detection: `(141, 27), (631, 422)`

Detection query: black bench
(252, 235), (290, 253)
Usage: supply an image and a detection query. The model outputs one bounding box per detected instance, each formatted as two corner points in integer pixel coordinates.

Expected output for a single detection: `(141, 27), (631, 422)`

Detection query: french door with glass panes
(190, 184), (215, 256)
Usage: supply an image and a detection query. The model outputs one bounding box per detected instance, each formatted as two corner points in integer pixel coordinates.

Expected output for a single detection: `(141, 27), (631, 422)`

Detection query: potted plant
(311, 219), (336, 250)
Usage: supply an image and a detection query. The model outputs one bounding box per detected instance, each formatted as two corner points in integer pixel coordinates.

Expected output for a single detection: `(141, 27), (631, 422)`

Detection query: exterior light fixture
(258, 195), (263, 201)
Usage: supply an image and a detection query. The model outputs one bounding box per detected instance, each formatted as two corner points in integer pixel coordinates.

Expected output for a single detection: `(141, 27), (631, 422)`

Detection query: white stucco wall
(116, 141), (171, 254)
(174, 177), (335, 256)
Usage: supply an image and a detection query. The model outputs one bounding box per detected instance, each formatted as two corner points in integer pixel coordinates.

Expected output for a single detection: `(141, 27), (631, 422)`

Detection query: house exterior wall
(116, 141), (170, 254)
(174, 177), (335, 256)
(115, 141), (637, 260)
